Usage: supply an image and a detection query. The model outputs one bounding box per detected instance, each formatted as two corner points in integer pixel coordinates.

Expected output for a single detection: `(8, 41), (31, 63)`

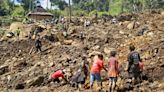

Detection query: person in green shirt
(15, 27), (21, 39)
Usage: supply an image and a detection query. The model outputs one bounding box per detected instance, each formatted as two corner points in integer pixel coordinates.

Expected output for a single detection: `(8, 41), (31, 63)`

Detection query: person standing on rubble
(108, 51), (119, 92)
(15, 27), (21, 39)
(35, 36), (42, 52)
(70, 56), (89, 89)
(90, 54), (107, 90)
(127, 45), (141, 84)
(139, 59), (144, 82)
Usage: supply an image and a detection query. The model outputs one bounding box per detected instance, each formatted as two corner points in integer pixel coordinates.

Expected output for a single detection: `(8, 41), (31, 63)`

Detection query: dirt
(0, 10), (164, 92)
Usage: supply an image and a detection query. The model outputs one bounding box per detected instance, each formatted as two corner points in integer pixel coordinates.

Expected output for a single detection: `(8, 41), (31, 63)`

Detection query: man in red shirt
(90, 54), (107, 89)
(49, 69), (68, 83)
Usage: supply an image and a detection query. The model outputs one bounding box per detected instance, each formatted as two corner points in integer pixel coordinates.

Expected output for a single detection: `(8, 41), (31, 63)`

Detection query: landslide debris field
(0, 11), (164, 92)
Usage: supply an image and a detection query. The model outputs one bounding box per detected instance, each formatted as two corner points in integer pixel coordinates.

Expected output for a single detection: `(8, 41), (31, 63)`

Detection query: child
(108, 51), (119, 92)
(90, 54), (107, 89)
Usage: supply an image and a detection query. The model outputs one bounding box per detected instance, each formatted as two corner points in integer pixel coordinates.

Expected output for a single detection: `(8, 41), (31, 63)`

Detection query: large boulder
(104, 47), (116, 54)
(127, 21), (135, 29)
(63, 40), (73, 45)
(25, 76), (44, 87)
(161, 11), (164, 15)
(9, 22), (24, 32)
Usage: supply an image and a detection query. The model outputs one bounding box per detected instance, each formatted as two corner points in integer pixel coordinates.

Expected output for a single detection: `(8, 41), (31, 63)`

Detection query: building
(27, 6), (54, 20)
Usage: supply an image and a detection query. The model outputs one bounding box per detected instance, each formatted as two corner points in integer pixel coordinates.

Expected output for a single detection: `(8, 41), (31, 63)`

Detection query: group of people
(49, 45), (144, 91)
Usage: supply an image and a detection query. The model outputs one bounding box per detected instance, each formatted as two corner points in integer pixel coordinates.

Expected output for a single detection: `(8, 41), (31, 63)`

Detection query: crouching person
(48, 69), (68, 84)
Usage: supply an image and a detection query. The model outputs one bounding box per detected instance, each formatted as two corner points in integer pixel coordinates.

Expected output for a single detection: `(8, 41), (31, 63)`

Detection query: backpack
(131, 52), (140, 65)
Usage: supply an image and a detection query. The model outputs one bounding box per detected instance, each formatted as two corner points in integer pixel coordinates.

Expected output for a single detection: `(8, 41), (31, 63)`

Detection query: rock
(137, 26), (148, 36)
(147, 32), (154, 37)
(88, 51), (101, 57)
(92, 45), (100, 50)
(127, 21), (135, 29)
(26, 76), (44, 87)
(0, 36), (9, 42)
(104, 47), (115, 54)
(9, 22), (24, 32)
(161, 11), (164, 15)
(6, 32), (15, 38)
(123, 21), (130, 25)
(118, 22), (123, 26)
(119, 30), (125, 34)
(49, 62), (55, 67)
(158, 83), (164, 88)
(15, 83), (25, 89)
(63, 40), (73, 45)
(0, 65), (9, 75)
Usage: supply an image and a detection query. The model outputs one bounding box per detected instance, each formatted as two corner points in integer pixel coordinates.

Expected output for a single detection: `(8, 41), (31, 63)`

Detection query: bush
(49, 9), (62, 18)
(72, 10), (88, 16)
(0, 28), (6, 37)
(0, 16), (12, 26)
(12, 6), (25, 17)
(98, 12), (110, 17)
(89, 10), (97, 16)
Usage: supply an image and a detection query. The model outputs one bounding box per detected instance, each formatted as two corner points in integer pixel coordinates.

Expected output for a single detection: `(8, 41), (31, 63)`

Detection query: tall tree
(50, 0), (68, 10)
(0, 0), (11, 16)
(16, 0), (37, 12)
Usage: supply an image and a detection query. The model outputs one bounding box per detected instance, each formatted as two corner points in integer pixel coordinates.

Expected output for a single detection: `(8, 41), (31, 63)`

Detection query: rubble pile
(0, 10), (164, 92)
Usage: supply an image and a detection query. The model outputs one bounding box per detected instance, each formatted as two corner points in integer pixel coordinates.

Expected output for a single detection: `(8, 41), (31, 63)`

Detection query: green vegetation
(12, 5), (25, 17)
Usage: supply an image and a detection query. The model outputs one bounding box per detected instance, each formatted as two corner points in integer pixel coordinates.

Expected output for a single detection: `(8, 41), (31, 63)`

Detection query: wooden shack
(27, 6), (53, 20)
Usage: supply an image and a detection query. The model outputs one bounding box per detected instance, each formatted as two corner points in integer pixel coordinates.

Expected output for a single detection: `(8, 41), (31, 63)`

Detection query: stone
(49, 62), (55, 67)
(158, 83), (164, 88)
(15, 83), (25, 89)
(6, 32), (14, 38)
(147, 32), (154, 37)
(26, 76), (44, 87)
(63, 40), (73, 45)
(127, 21), (135, 29)
(104, 47), (115, 54)
(0, 65), (9, 75)
(161, 11), (164, 15)
(88, 51), (101, 57)
(92, 45), (100, 50)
